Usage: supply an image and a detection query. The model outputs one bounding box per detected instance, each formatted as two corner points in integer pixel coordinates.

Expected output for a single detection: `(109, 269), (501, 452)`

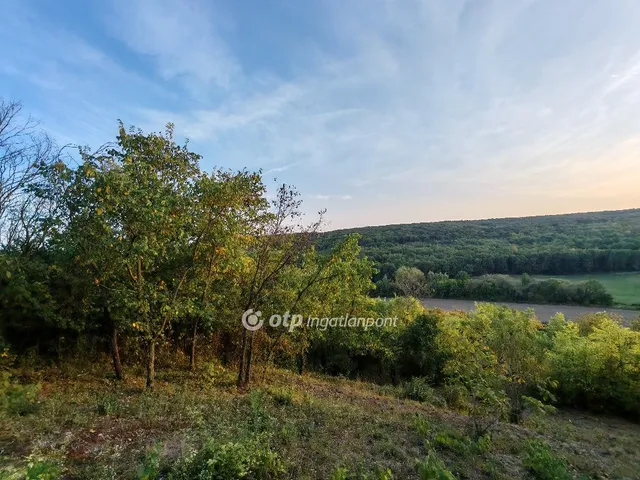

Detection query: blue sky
(2, 0), (640, 229)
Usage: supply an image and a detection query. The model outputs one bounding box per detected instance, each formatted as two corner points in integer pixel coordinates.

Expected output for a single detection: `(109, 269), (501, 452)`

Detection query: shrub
(248, 389), (277, 434)
(24, 460), (62, 480)
(550, 317), (640, 417)
(329, 467), (350, 480)
(95, 393), (120, 416)
(422, 271), (614, 307)
(437, 305), (555, 425)
(397, 311), (446, 384)
(1, 370), (41, 416)
(0, 459), (63, 480)
(434, 429), (470, 455)
(137, 443), (163, 480)
(523, 440), (573, 480)
(204, 361), (236, 388)
(167, 439), (285, 480)
(573, 312), (617, 336)
(402, 377), (444, 406)
(416, 452), (455, 480)
(266, 386), (296, 407)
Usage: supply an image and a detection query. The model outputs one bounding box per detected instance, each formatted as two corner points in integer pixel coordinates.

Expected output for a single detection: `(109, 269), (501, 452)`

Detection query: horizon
(3, 0), (640, 229)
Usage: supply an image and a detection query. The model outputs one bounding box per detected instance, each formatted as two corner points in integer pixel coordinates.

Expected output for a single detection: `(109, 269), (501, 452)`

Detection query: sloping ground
(1, 362), (639, 479)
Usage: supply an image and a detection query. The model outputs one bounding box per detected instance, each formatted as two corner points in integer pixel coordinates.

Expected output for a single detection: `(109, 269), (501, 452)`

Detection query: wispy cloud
(107, 0), (239, 90)
(2, 0), (640, 228)
(309, 194), (353, 201)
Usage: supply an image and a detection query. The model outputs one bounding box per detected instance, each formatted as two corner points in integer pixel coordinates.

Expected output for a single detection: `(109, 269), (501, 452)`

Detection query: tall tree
(45, 123), (203, 388)
(236, 184), (324, 388)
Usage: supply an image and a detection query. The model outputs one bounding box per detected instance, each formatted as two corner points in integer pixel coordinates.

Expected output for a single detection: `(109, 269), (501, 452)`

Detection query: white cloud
(3, 0), (640, 228)
(107, 0), (239, 90)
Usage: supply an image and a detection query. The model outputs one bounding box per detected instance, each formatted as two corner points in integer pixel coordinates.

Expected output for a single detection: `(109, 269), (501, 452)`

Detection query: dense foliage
(0, 103), (374, 389)
(317, 209), (640, 279)
(305, 303), (640, 420)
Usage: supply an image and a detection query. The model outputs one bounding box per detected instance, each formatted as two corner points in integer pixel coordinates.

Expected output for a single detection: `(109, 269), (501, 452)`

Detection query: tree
(235, 184), (324, 387)
(45, 123), (204, 388)
(0, 99), (57, 252)
(478, 305), (554, 423)
(394, 266), (426, 298)
(178, 169), (266, 370)
(438, 304), (554, 429)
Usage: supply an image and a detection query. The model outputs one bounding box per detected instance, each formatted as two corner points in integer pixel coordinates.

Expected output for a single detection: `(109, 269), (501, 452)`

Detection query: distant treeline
(377, 270), (615, 307)
(317, 210), (640, 278)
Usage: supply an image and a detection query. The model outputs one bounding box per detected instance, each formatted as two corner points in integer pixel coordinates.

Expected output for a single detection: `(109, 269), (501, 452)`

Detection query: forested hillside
(317, 210), (640, 279)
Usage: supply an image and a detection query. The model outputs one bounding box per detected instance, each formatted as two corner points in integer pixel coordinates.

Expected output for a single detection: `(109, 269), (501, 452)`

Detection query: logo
(241, 309), (263, 331)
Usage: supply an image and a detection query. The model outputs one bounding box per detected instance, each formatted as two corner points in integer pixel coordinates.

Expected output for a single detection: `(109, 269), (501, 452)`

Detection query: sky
(2, 0), (640, 230)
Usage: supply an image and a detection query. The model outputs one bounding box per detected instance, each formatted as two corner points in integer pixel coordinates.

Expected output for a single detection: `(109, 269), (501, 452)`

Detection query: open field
(421, 298), (640, 323)
(521, 273), (640, 307)
(2, 362), (640, 479)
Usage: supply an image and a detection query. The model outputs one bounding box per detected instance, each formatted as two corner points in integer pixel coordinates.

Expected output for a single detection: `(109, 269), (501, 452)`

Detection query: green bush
(434, 429), (470, 455)
(0, 460), (63, 480)
(421, 272), (614, 307)
(137, 443), (163, 480)
(266, 386), (296, 407)
(523, 440), (573, 480)
(329, 467), (350, 480)
(397, 312), (446, 384)
(402, 377), (444, 406)
(167, 439), (285, 480)
(95, 393), (120, 416)
(204, 361), (236, 388)
(1, 370), (40, 416)
(416, 452), (455, 480)
(550, 317), (640, 417)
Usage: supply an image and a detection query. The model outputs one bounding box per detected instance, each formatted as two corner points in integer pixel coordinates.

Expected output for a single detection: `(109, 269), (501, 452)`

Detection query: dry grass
(1, 360), (639, 479)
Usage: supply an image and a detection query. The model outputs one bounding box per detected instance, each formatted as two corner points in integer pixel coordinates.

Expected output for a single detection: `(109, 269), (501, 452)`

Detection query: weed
(95, 393), (119, 416)
(416, 452), (455, 480)
(523, 440), (573, 480)
(1, 371), (40, 416)
(136, 443), (163, 480)
(167, 438), (285, 479)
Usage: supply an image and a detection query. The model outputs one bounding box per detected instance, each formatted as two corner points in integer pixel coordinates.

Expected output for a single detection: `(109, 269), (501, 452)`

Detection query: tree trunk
(173, 327), (180, 354)
(298, 352), (307, 375)
(237, 329), (247, 388)
(244, 331), (254, 386)
(189, 319), (198, 370)
(110, 322), (124, 381)
(146, 340), (156, 390)
(104, 305), (124, 380)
